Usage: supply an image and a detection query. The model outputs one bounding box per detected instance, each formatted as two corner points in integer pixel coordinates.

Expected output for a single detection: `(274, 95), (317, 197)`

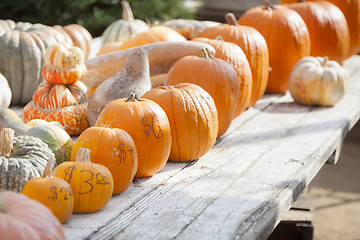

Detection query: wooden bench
(56, 37), (360, 240)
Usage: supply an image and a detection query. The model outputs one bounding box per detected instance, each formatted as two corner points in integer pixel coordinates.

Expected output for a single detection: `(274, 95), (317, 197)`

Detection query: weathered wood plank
(59, 53), (360, 240)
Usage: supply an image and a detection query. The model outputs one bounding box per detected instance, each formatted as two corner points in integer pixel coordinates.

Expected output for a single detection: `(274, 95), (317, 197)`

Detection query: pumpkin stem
(215, 35), (224, 41)
(0, 196), (8, 213)
(125, 93), (139, 102)
(199, 48), (214, 59)
(225, 13), (239, 26)
(76, 148), (92, 164)
(0, 128), (14, 157)
(264, 0), (274, 11)
(121, 1), (134, 21)
(42, 157), (55, 179)
(322, 56), (329, 67)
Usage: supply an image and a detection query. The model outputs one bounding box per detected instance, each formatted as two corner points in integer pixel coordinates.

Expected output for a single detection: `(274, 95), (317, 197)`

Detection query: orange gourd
(197, 14), (269, 106)
(0, 191), (65, 240)
(95, 94), (172, 178)
(71, 126), (138, 195)
(191, 37), (252, 117)
(142, 83), (218, 162)
(239, 1), (310, 93)
(285, 1), (350, 63)
(53, 148), (113, 213)
(22, 157), (74, 223)
(42, 43), (86, 85)
(166, 48), (239, 138)
(119, 25), (187, 50)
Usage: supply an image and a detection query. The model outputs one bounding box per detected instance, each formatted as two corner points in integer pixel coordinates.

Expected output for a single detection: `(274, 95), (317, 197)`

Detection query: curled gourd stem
(0, 197), (8, 213)
(122, 1), (134, 21)
(199, 48), (214, 59)
(225, 13), (239, 26)
(322, 56), (329, 67)
(76, 148), (92, 164)
(215, 35), (224, 41)
(0, 128), (14, 158)
(125, 93), (139, 102)
(42, 157), (55, 179)
(264, 0), (274, 11)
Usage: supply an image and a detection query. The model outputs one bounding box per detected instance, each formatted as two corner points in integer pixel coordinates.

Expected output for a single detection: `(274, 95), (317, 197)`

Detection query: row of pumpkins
(0, 0), (356, 238)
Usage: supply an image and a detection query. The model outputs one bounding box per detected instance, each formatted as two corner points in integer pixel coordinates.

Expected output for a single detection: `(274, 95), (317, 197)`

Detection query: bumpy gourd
(0, 128), (55, 192)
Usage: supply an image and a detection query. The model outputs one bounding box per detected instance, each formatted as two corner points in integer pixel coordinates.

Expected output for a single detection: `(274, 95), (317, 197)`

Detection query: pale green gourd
(101, 1), (149, 46)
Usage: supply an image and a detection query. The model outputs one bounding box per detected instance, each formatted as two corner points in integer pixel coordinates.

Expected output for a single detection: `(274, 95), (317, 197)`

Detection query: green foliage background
(0, 0), (195, 37)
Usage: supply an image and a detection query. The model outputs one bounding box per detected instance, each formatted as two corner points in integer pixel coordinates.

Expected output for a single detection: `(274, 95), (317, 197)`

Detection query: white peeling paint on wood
(59, 55), (360, 240)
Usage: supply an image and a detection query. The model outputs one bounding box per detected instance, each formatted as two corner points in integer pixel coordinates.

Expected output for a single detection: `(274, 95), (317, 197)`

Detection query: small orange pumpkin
(42, 43), (86, 85)
(71, 126), (138, 195)
(143, 83), (218, 162)
(22, 157), (74, 223)
(53, 148), (114, 213)
(166, 48), (239, 138)
(119, 25), (187, 50)
(95, 93), (172, 178)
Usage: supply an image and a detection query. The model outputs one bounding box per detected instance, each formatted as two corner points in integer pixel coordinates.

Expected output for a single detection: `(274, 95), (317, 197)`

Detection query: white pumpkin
(0, 73), (11, 107)
(289, 56), (348, 106)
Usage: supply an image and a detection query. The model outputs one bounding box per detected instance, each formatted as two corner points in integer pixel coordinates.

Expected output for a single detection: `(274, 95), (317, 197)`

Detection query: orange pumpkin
(166, 48), (239, 138)
(42, 43), (86, 85)
(239, 2), (310, 93)
(143, 83), (218, 162)
(53, 148), (114, 213)
(71, 126), (138, 195)
(281, 0), (360, 56)
(191, 37), (252, 117)
(285, 1), (350, 63)
(0, 191), (65, 240)
(119, 25), (187, 50)
(197, 14), (269, 106)
(22, 157), (74, 223)
(95, 94), (172, 178)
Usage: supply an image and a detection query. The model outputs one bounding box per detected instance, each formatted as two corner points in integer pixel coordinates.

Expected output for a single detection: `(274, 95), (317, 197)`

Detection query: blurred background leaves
(0, 0), (195, 37)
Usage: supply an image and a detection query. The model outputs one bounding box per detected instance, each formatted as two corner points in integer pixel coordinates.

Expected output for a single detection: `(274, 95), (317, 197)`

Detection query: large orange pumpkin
(0, 191), (65, 240)
(166, 48), (239, 138)
(281, 0), (360, 56)
(239, 2), (310, 93)
(197, 14), (269, 106)
(285, 1), (350, 63)
(191, 37), (252, 117)
(95, 94), (172, 178)
(143, 83), (218, 162)
(71, 126), (138, 195)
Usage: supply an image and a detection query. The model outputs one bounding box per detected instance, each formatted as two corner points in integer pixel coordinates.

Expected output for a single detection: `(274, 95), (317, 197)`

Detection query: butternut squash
(82, 41), (216, 89)
(87, 48), (151, 126)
